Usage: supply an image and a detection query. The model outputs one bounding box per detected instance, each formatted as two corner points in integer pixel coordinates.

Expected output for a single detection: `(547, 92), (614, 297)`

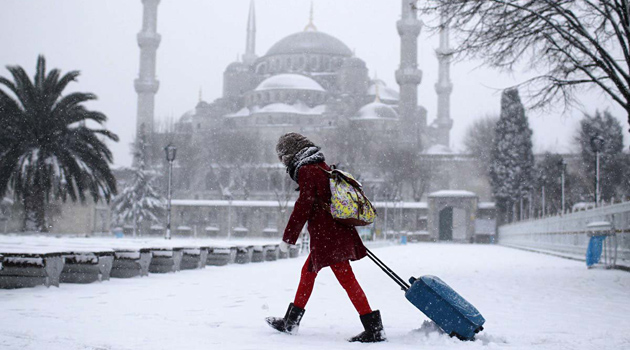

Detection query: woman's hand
(279, 241), (292, 253)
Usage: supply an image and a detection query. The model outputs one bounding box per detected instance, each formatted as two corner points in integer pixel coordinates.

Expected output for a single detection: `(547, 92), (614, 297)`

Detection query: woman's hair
(276, 132), (315, 165)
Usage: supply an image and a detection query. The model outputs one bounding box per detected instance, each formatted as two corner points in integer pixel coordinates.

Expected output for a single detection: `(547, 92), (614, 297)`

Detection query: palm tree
(0, 55), (119, 232)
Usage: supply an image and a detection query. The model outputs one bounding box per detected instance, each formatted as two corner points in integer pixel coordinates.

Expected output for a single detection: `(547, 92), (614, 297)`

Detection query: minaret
(242, 0), (258, 65)
(396, 0), (424, 147)
(434, 13), (453, 147)
(135, 0), (161, 139)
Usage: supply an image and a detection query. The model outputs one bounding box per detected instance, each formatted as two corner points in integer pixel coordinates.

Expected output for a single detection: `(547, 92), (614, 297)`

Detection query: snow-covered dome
(225, 61), (249, 73)
(342, 57), (367, 69)
(266, 31), (353, 57)
(179, 108), (195, 123)
(255, 74), (325, 92)
(368, 80), (399, 101)
(352, 101), (399, 120)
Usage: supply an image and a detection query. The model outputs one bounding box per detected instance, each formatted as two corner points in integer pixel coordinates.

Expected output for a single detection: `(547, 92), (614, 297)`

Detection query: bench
(110, 249), (152, 278)
(0, 253), (64, 289)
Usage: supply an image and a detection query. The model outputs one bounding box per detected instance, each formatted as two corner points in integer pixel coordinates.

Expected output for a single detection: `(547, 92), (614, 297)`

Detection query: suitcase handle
(365, 248), (410, 291)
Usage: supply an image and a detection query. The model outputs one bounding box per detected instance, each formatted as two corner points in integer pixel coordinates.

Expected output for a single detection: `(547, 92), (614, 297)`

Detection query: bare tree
(420, 0), (630, 133)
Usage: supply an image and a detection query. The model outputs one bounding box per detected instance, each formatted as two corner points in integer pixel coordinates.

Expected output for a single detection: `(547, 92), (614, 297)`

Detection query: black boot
(349, 310), (386, 343)
(265, 303), (305, 334)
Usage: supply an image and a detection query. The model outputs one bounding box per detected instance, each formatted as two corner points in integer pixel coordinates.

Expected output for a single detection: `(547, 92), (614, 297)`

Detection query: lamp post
(590, 136), (604, 207)
(164, 144), (177, 240)
(559, 158), (567, 215)
(539, 174), (547, 218)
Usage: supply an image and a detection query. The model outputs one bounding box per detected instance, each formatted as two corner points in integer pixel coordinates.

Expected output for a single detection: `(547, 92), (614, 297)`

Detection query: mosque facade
(134, 1), (496, 240)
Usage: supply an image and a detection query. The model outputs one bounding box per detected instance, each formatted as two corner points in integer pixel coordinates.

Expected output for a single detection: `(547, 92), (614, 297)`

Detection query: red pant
(293, 255), (372, 316)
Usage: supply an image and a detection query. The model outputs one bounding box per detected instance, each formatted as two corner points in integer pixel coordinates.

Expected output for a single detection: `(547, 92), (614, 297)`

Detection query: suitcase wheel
(449, 332), (470, 341)
(475, 326), (484, 333)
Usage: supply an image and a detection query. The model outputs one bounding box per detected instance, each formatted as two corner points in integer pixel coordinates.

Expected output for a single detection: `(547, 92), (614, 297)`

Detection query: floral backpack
(319, 166), (376, 226)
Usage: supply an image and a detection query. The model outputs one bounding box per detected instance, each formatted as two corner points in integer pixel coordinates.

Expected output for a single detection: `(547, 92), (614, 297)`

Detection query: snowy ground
(1, 243), (629, 350)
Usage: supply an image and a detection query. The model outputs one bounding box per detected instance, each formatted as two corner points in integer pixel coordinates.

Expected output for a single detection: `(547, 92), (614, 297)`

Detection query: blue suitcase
(366, 249), (485, 341)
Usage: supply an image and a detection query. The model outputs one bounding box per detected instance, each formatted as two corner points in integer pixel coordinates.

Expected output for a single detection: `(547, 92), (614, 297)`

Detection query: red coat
(282, 162), (367, 272)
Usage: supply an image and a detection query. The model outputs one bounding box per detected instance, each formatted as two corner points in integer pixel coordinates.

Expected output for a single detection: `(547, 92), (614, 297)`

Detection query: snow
(1, 243), (629, 349)
(255, 74), (325, 92)
(172, 199), (291, 208)
(2, 257), (44, 266)
(428, 190), (478, 198)
(478, 202), (496, 209)
(228, 103), (326, 117)
(372, 202), (428, 209)
(368, 80), (400, 101)
(352, 101), (399, 120)
(425, 144), (453, 155)
(257, 102), (326, 116)
(586, 221), (612, 230)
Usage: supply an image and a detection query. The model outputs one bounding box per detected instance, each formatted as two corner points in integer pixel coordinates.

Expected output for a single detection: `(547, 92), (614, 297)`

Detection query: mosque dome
(353, 101), (399, 120)
(225, 61), (249, 73)
(368, 79), (399, 102)
(341, 57), (366, 69)
(255, 74), (325, 91)
(179, 109), (195, 123)
(266, 31), (353, 57)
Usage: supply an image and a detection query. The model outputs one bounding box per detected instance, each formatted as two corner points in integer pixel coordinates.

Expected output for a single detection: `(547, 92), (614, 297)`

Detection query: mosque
(131, 0), (496, 241)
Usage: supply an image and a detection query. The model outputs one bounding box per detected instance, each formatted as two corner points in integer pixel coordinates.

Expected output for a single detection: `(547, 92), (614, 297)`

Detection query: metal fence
(498, 201), (630, 269)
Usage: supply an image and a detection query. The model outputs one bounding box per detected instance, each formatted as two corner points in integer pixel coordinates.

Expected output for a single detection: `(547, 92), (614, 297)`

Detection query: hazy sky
(1, 0), (627, 167)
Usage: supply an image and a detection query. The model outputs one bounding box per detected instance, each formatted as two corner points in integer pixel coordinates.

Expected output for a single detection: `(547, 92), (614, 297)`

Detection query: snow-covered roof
(255, 74), (325, 92)
(172, 200), (292, 208)
(352, 101), (399, 120)
(227, 107), (251, 118)
(266, 31), (353, 57)
(372, 202), (428, 209)
(227, 103), (326, 118)
(179, 109), (195, 123)
(256, 102), (326, 115)
(478, 202), (496, 209)
(428, 190), (478, 198)
(368, 80), (399, 101)
(586, 221), (612, 230)
(425, 144), (453, 155)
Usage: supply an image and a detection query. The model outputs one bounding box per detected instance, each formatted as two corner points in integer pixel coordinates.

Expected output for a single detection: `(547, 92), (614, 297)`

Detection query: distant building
(130, 1), (498, 241)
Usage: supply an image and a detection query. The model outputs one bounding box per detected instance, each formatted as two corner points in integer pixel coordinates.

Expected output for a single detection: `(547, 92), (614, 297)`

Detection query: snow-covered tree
(463, 115), (498, 177)
(0, 56), (118, 232)
(112, 130), (165, 236)
(490, 88), (535, 223)
(576, 110), (624, 202)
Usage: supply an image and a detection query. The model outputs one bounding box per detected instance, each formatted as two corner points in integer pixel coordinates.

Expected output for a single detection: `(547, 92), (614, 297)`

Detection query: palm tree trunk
(22, 184), (48, 232)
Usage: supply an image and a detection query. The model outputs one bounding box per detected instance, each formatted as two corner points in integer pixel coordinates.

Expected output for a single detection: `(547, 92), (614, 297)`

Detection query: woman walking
(265, 132), (386, 343)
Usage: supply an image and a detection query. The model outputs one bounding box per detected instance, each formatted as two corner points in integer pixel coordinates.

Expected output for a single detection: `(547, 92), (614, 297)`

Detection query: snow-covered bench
(0, 252), (64, 289)
(251, 245), (265, 263)
(264, 244), (279, 261)
(110, 249), (152, 278)
(206, 247), (234, 266)
(234, 246), (254, 264)
(180, 247), (209, 270)
(59, 252), (108, 284)
(149, 247), (183, 273)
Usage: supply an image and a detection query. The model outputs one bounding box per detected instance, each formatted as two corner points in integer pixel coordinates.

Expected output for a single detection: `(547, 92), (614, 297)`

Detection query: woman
(265, 132), (386, 343)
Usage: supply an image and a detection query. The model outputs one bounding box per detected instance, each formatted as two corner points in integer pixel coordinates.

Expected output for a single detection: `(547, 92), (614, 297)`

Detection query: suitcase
(366, 248), (485, 341)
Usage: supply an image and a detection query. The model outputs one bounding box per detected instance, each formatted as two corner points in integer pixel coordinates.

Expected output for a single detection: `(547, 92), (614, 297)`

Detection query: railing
(498, 201), (630, 269)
